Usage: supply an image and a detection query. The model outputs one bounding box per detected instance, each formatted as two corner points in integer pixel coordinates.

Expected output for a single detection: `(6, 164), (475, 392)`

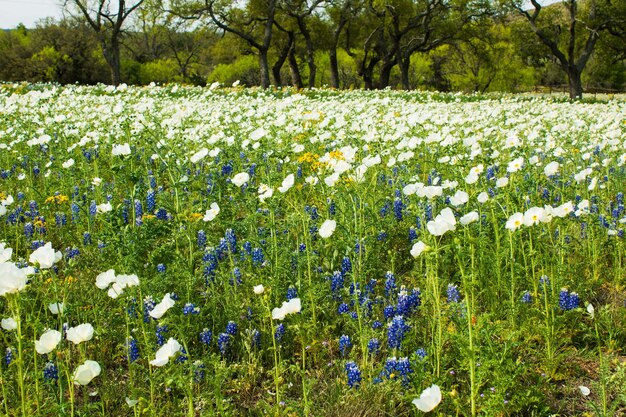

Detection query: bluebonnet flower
(385, 272), (396, 297)
(176, 346), (188, 364)
(225, 321), (238, 336)
(230, 267), (242, 286)
(521, 291), (532, 304)
(372, 320), (383, 329)
(183, 303), (200, 315)
(221, 161), (233, 176)
(83, 232), (92, 246)
(394, 197), (404, 221)
(338, 303), (349, 314)
(146, 191), (155, 214)
(156, 325), (168, 346)
(384, 305), (396, 320)
(409, 227), (418, 242)
(380, 201), (390, 217)
(55, 212), (67, 227)
(328, 199), (336, 215)
(242, 241), (252, 255)
(415, 348), (427, 360)
(43, 361), (59, 381)
(298, 243), (306, 253)
(121, 200), (130, 224)
(251, 248), (264, 266)
(65, 247), (80, 260)
(341, 257), (352, 275)
(157, 264), (166, 273)
(387, 316), (410, 350)
(4, 348), (12, 366)
(24, 222), (34, 238)
(127, 338), (139, 363)
(134, 200), (143, 219)
(199, 328), (212, 345)
(143, 296), (156, 322)
(89, 201), (97, 216)
(31, 240), (45, 250)
(368, 338), (381, 355)
(329, 271), (344, 296)
(197, 230), (207, 250)
(224, 229), (237, 253)
(425, 204), (433, 222)
(345, 361), (361, 388)
(339, 335), (351, 356)
(217, 332), (231, 355)
(396, 288), (421, 316)
(395, 357), (414, 386)
(193, 361), (205, 382)
(377, 231), (388, 241)
(354, 239), (363, 254)
(251, 329), (261, 348)
(559, 289), (579, 311)
(155, 208), (168, 220)
(286, 287), (298, 301)
(275, 323), (285, 343)
(447, 284), (461, 303)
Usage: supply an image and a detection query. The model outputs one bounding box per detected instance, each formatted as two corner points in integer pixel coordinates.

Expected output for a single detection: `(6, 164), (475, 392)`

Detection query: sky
(0, 0), (64, 29)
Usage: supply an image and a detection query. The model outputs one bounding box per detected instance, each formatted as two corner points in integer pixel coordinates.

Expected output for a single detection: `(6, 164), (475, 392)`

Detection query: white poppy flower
(149, 338), (181, 367)
(1, 317), (17, 331)
(272, 298), (301, 320)
(190, 147), (209, 164)
(412, 384), (442, 412)
(505, 213), (524, 231)
(112, 143), (131, 156)
(48, 302), (64, 315)
(203, 203), (220, 222)
(29, 242), (62, 269)
(319, 219), (337, 239)
(278, 174), (295, 193)
(149, 293), (175, 319)
(0, 262), (30, 296)
(253, 285), (265, 295)
(410, 241), (430, 258)
(232, 172), (250, 187)
(35, 329), (62, 354)
(66, 323), (94, 345)
(73, 360), (101, 385)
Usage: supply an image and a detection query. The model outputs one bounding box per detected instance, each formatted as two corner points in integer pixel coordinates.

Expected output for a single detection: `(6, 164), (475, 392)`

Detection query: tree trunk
(102, 37), (121, 86)
(329, 48), (340, 88)
(378, 60), (394, 89)
(297, 17), (316, 88)
(259, 49), (271, 88)
(272, 36), (293, 87)
(288, 48), (303, 89)
(567, 67), (583, 99)
(399, 53), (410, 90)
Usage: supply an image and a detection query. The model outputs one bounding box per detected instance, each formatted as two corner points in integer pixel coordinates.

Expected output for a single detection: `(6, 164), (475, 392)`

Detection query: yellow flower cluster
(45, 194), (69, 204)
(189, 213), (203, 221)
(297, 152), (319, 164)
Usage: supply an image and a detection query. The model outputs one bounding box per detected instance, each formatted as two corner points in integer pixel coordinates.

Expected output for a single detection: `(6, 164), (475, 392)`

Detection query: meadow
(0, 83), (625, 416)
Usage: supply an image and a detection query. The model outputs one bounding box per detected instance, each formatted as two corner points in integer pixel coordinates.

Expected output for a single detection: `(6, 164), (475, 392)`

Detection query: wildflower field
(0, 83), (625, 417)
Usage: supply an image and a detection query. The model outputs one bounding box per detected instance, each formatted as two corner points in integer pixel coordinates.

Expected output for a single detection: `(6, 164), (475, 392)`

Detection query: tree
(507, 0), (621, 99)
(325, 0), (361, 88)
(65, 0), (146, 85)
(279, 0), (325, 87)
(173, 0), (277, 88)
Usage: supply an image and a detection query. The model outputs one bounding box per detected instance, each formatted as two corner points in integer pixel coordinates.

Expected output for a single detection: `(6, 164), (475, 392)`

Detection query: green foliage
(208, 54), (260, 86)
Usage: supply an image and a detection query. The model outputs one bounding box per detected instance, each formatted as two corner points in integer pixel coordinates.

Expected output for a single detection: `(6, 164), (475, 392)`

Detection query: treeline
(1, 0), (625, 98)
